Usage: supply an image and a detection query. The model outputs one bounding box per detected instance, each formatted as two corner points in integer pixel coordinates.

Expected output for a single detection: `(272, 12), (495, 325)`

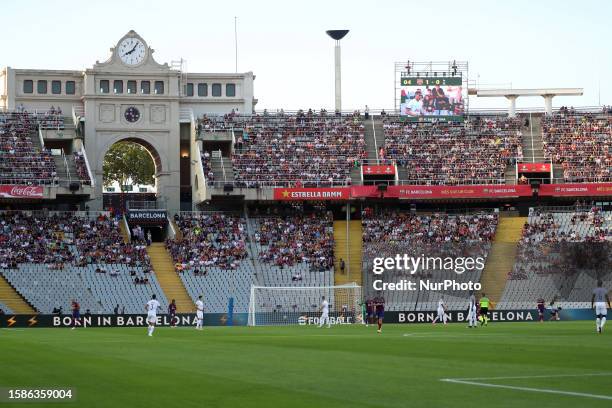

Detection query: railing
(61, 148), (71, 182)
(219, 154), (228, 182)
(529, 204), (603, 213)
(205, 179), (351, 189)
(177, 210), (243, 217)
(79, 148), (95, 187)
(126, 199), (166, 210)
(37, 126), (45, 148)
(371, 117), (379, 164)
(0, 210), (111, 220)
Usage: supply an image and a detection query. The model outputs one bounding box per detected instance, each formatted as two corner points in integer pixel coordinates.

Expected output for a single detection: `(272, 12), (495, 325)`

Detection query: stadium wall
(0, 310), (597, 328)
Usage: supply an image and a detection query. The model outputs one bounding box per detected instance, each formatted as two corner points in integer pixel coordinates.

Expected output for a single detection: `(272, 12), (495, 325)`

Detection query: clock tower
(82, 31), (182, 215)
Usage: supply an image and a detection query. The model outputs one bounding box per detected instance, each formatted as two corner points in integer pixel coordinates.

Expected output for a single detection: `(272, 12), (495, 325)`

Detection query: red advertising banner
(0, 185), (44, 199)
(384, 184), (532, 199)
(517, 163), (552, 173)
(539, 183), (612, 197)
(362, 165), (396, 176)
(350, 185), (380, 198)
(273, 187), (350, 201)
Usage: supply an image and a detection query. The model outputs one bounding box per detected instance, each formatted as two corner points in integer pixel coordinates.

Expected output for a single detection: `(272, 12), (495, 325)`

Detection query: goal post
(248, 283), (363, 326)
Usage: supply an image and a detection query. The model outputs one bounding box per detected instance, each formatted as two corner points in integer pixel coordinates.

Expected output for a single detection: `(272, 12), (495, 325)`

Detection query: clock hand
(123, 43), (139, 57)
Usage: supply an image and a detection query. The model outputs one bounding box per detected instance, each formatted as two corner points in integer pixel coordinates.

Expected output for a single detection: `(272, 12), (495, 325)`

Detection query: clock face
(124, 107), (141, 123)
(118, 38), (146, 66)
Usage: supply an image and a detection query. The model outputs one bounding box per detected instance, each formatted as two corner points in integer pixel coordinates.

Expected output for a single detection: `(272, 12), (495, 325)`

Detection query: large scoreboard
(395, 61), (468, 121)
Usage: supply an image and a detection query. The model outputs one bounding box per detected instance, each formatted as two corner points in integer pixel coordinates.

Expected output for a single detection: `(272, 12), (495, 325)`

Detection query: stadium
(0, 2), (611, 407)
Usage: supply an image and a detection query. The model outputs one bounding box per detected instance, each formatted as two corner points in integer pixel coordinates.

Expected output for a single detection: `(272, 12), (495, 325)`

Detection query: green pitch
(1, 322), (611, 408)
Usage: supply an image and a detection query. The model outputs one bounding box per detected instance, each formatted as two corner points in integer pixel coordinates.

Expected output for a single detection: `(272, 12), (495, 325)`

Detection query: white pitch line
(447, 372), (612, 381)
(441, 373), (612, 401)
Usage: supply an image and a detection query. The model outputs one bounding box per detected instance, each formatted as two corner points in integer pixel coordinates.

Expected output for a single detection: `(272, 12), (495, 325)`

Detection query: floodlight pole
(326, 30), (349, 112)
(334, 41), (342, 112)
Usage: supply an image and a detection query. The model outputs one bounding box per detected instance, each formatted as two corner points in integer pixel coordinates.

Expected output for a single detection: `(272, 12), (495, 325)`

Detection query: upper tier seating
(362, 210), (498, 310)
(0, 112), (57, 185)
(542, 112), (611, 182)
(199, 110), (366, 187)
(498, 208), (611, 309)
(383, 116), (522, 184)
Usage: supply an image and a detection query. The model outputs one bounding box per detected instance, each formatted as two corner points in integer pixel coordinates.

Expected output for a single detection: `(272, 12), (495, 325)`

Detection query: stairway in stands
(479, 215), (526, 308)
(146, 243), (193, 313)
(521, 115), (545, 163)
(0, 274), (36, 314)
(210, 153), (235, 184)
(333, 220), (363, 287)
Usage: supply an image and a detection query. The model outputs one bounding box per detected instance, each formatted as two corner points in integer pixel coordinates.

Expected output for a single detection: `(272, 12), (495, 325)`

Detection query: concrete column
(543, 95), (554, 115)
(506, 95), (518, 117)
(334, 43), (341, 112)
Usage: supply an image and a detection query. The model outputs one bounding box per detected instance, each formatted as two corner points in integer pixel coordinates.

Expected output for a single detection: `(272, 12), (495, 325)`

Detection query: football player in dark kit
(373, 294), (385, 334)
(168, 299), (177, 328)
(366, 298), (374, 327)
(71, 299), (81, 330)
(537, 298), (546, 322)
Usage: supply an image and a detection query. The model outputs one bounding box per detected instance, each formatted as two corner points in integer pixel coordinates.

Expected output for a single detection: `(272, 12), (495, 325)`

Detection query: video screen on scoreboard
(399, 76), (465, 118)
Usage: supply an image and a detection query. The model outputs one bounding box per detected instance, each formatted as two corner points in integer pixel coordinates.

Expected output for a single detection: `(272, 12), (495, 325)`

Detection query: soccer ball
(478, 315), (484, 323)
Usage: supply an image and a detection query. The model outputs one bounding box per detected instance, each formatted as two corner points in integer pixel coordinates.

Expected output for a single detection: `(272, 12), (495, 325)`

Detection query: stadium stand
(361, 210), (499, 310)
(37, 107), (65, 130)
(0, 112), (58, 185)
(166, 213), (252, 312)
(498, 207), (612, 309)
(382, 116), (522, 184)
(542, 112), (612, 182)
(0, 302), (13, 314)
(73, 151), (92, 185)
(247, 212), (336, 315)
(0, 212), (168, 313)
(200, 111), (366, 187)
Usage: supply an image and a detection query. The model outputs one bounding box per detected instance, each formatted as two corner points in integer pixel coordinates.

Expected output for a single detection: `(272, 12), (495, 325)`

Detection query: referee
(479, 293), (490, 326)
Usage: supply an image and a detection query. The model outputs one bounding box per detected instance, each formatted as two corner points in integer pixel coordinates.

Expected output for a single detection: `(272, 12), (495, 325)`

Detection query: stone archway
(88, 133), (180, 215)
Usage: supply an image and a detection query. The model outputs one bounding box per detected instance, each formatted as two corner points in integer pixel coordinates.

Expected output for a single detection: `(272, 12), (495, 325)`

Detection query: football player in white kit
(318, 296), (330, 328)
(195, 295), (204, 330)
(467, 293), (477, 328)
(432, 298), (448, 325)
(592, 280), (611, 334)
(145, 294), (160, 337)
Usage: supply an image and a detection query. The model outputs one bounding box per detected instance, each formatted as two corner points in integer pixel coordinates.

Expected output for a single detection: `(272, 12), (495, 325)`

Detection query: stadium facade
(1, 31), (255, 214)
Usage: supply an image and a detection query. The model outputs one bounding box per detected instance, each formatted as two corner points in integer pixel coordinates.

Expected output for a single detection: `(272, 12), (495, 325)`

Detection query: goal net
(248, 283), (363, 326)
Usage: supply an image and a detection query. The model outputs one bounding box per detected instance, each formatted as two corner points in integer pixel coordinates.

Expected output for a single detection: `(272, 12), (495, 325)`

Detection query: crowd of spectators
(509, 208), (611, 281)
(383, 116), (522, 184)
(362, 210), (498, 278)
(199, 110), (366, 187)
(254, 212), (334, 271)
(201, 151), (214, 185)
(0, 112), (58, 185)
(38, 106), (64, 129)
(542, 113), (611, 182)
(166, 213), (248, 271)
(73, 151), (91, 185)
(0, 212), (151, 270)
(362, 210), (498, 245)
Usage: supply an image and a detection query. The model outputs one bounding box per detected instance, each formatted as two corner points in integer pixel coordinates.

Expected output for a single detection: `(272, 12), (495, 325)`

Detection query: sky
(1, 0), (610, 111)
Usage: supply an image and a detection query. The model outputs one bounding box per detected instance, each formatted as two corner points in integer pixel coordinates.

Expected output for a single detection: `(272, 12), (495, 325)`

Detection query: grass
(0, 321), (610, 408)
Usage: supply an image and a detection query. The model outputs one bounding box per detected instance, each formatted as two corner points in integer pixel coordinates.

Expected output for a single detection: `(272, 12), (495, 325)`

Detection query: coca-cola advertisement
(0, 185), (44, 198)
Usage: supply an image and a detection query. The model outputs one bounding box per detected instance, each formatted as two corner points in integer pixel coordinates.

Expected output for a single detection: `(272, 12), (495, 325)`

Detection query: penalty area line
(440, 374), (612, 401)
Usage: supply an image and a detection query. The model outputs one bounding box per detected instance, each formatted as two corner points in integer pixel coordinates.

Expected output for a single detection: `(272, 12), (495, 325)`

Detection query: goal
(248, 283), (363, 326)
